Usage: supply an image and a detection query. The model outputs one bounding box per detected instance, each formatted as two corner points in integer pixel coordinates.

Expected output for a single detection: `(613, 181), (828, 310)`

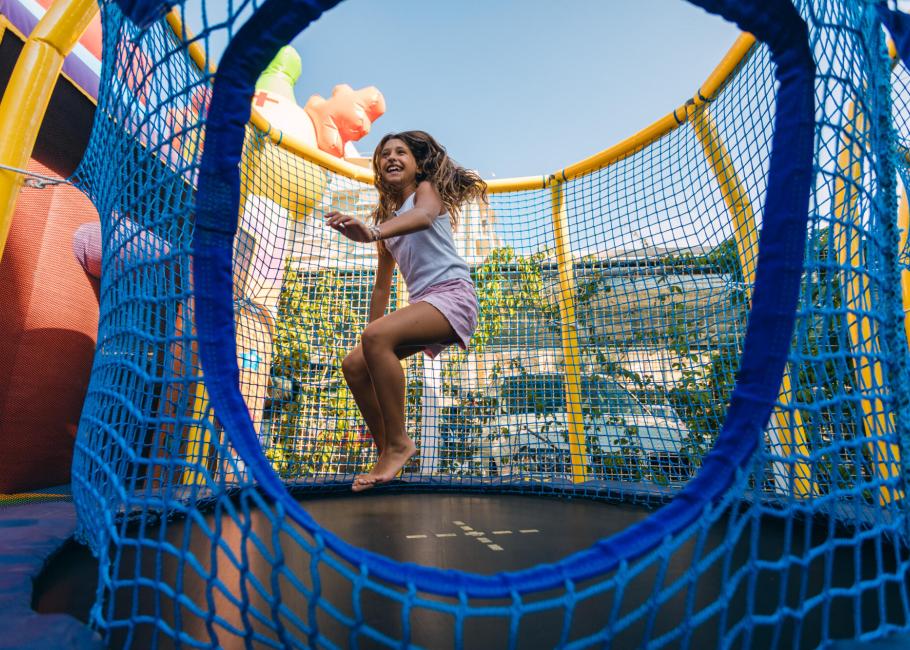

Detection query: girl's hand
(325, 211), (374, 243)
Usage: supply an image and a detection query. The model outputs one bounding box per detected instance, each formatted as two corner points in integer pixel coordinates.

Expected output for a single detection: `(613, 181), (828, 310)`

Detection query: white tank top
(382, 193), (472, 296)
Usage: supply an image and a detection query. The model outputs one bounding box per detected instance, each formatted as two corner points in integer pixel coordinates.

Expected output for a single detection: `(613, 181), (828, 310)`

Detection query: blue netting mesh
(67, 0), (910, 647)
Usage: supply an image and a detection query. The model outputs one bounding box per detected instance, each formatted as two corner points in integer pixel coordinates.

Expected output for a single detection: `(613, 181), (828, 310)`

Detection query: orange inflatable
(0, 160), (100, 493)
(0, 6), (101, 493)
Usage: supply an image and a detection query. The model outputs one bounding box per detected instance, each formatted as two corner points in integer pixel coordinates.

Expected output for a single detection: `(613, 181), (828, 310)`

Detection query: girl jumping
(325, 130), (486, 492)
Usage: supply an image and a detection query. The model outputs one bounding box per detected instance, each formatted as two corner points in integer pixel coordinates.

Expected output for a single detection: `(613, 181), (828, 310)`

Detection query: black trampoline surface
(33, 492), (910, 649)
(299, 492), (652, 573)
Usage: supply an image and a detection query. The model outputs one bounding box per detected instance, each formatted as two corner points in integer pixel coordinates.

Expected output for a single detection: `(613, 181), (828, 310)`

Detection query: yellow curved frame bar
(276, 31), (752, 190)
(166, 8), (755, 191)
(0, 0), (99, 261)
(289, 32), (755, 192)
(900, 186), (910, 351)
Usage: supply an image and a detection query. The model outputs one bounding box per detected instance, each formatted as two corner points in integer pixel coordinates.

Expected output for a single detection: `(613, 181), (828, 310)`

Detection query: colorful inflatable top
(0, 0), (101, 99)
(0, 1), (385, 160)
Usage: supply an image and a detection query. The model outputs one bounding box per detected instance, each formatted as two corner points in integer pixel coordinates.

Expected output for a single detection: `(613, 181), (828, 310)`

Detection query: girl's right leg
(342, 343), (423, 480)
(342, 344), (387, 455)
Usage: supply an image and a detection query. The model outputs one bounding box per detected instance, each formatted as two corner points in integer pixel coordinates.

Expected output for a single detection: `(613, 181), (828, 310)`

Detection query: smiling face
(378, 138), (419, 190)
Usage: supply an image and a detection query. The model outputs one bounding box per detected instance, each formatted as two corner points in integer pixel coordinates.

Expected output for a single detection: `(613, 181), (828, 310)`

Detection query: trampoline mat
(33, 492), (910, 649)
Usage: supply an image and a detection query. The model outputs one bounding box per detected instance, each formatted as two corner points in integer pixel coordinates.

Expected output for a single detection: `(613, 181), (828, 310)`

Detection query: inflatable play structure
(0, 0), (101, 493)
(7, 0), (910, 648)
(0, 0), (385, 495)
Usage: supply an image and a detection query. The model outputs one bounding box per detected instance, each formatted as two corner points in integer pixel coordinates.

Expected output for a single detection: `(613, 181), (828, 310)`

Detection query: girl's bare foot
(352, 440), (384, 488)
(352, 469), (379, 491)
(352, 445), (384, 487)
(351, 440), (417, 493)
(352, 475), (377, 492)
(352, 453), (386, 492)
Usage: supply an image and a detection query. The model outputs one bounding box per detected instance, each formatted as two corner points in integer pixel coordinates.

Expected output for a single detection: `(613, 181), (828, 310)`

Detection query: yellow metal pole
(165, 9), (216, 76)
(182, 381), (212, 485)
(899, 183), (910, 497)
(691, 107), (813, 498)
(0, 0), (99, 261)
(899, 183), (910, 348)
(833, 108), (902, 505)
(550, 185), (588, 483)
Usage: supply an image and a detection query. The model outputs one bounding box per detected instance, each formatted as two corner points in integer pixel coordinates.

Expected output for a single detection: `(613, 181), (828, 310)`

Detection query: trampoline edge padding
(0, 501), (101, 649)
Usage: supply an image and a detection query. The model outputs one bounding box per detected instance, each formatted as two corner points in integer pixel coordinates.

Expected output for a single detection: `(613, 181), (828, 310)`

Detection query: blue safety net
(67, 0), (910, 647)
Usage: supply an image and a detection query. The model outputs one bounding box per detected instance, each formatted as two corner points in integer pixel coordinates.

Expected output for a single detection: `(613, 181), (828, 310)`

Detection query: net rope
(67, 0), (910, 647)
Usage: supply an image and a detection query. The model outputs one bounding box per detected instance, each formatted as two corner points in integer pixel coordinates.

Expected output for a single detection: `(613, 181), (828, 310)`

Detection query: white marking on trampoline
(405, 520), (542, 552)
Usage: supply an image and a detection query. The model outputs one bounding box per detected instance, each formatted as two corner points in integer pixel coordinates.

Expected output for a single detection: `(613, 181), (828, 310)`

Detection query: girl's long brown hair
(371, 131), (487, 230)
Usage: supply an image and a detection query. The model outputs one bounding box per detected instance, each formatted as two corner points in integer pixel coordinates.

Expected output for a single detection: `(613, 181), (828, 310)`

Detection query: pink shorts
(409, 278), (479, 359)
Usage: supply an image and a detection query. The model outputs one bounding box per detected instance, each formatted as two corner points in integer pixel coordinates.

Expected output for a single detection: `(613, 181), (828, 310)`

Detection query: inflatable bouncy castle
(0, 1), (385, 494)
(0, 0), (101, 493)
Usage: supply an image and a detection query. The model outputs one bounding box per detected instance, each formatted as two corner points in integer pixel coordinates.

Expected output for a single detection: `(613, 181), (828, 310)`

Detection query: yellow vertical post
(899, 184), (910, 347)
(899, 182), (910, 497)
(833, 108), (902, 505)
(691, 107), (813, 497)
(175, 299), (214, 486)
(0, 0), (99, 260)
(182, 382), (213, 485)
(550, 184), (588, 483)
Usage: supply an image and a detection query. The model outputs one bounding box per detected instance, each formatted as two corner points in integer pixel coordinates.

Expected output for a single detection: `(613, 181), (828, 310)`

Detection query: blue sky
(185, 1), (741, 179)
(289, 1), (741, 178)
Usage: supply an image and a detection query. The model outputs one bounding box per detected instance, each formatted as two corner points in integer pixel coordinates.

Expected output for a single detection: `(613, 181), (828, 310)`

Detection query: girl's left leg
(353, 301), (457, 492)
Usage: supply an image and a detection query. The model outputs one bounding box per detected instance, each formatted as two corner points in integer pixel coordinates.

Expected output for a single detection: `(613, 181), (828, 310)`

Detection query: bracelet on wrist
(369, 225), (382, 241)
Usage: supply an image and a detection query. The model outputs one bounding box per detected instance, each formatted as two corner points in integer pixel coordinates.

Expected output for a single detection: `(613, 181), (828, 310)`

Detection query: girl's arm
(325, 181), (444, 242)
(369, 247), (396, 322)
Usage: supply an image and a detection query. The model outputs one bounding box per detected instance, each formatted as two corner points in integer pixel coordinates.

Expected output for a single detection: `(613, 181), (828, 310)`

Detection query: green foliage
(588, 431), (646, 483)
(788, 227), (866, 499)
(666, 346), (740, 462)
(654, 227), (870, 500)
(442, 246), (558, 394)
(655, 236), (743, 280)
(470, 246), (560, 354)
(266, 267), (374, 477)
